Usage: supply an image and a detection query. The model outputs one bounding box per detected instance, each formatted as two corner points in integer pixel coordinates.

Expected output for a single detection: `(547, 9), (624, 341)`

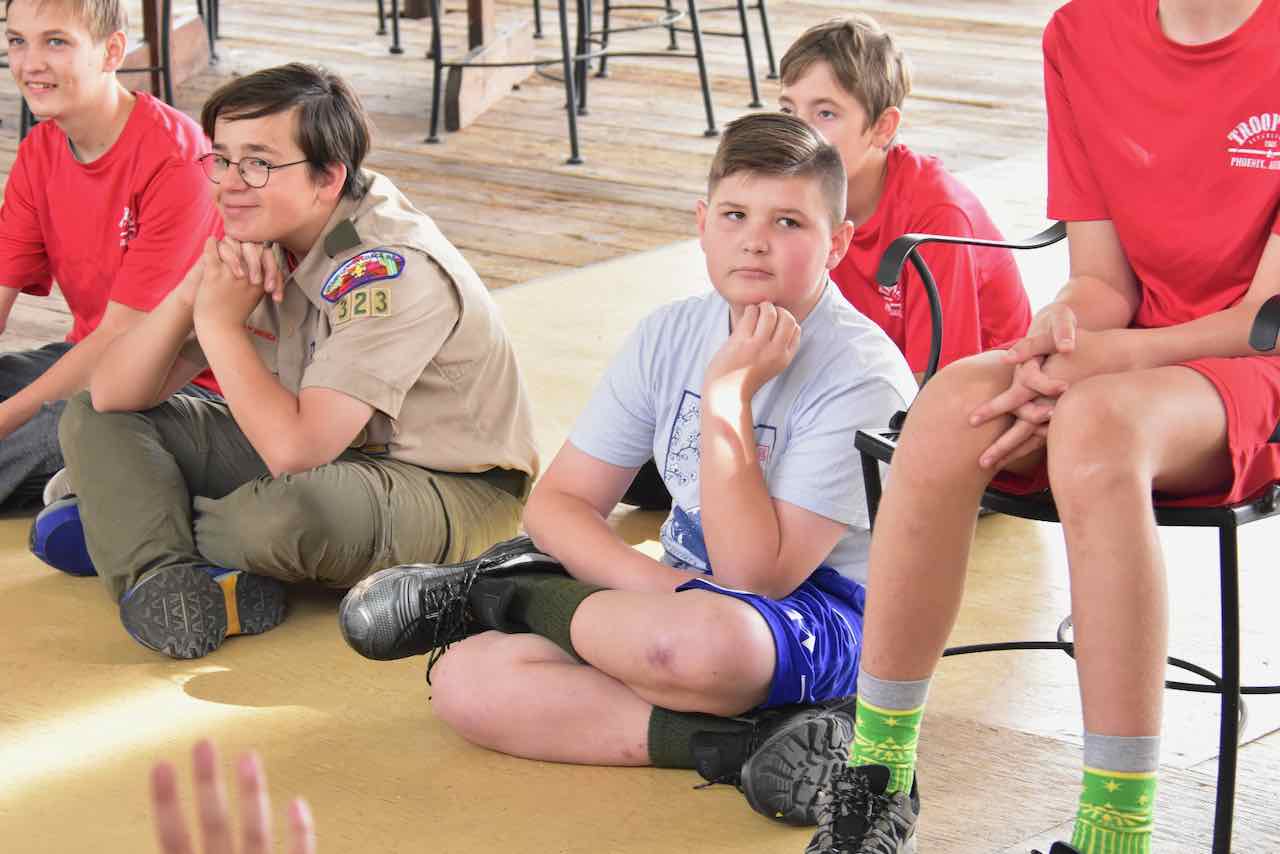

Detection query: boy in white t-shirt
(340, 113), (915, 826)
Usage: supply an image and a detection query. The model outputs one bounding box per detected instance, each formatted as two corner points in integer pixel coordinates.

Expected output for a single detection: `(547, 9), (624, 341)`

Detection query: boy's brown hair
(201, 63), (372, 200)
(5, 0), (127, 43)
(707, 112), (846, 228)
(780, 15), (911, 129)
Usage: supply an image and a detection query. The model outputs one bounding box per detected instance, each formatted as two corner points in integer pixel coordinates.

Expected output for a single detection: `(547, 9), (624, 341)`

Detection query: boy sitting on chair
(55, 63), (538, 660)
(807, 0), (1280, 852)
(340, 113), (916, 826)
(0, 0), (219, 513)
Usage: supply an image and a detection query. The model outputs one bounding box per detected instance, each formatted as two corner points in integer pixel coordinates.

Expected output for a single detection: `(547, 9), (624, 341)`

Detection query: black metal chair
(196, 0), (221, 62)
(589, 0), (776, 107)
(854, 221), (1280, 853)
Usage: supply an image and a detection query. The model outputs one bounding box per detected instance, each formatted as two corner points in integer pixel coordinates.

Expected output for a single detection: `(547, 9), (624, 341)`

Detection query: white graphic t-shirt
(570, 282), (915, 585)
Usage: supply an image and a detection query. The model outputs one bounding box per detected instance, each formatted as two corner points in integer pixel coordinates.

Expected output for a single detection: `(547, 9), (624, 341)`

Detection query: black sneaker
(119, 565), (287, 659)
(1032, 845), (1081, 854)
(693, 698), (856, 826)
(338, 534), (562, 662)
(805, 764), (920, 853)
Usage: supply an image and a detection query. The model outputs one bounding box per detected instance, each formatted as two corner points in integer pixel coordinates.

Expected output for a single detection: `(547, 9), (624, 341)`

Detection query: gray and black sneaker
(806, 764), (920, 853)
(338, 534), (562, 663)
(119, 565), (287, 659)
(692, 697), (856, 826)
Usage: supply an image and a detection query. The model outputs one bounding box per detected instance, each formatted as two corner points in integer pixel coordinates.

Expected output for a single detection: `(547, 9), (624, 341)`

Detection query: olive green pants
(59, 392), (526, 601)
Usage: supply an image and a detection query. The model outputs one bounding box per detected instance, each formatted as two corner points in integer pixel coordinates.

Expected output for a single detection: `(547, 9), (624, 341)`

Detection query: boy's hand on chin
(705, 302), (802, 399)
(192, 238), (268, 334)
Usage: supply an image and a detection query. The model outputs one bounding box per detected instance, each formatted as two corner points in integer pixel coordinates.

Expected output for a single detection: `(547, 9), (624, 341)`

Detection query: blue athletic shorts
(675, 566), (865, 708)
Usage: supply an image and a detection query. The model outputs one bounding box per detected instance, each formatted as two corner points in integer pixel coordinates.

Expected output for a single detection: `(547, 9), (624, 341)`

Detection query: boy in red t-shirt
(808, 1), (1280, 853)
(779, 15), (1032, 383)
(0, 0), (219, 510)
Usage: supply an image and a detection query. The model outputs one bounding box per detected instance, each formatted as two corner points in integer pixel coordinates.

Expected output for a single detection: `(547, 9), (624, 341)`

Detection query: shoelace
(421, 568), (482, 684)
(813, 767), (893, 853)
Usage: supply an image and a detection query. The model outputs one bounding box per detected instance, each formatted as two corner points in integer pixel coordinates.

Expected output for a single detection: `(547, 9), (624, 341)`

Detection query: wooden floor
(4, 1), (1280, 852)
(0, 0), (1058, 347)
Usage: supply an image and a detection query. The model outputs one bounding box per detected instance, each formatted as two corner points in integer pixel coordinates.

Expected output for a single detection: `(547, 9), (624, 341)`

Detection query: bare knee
(1048, 379), (1150, 504)
(638, 599), (772, 708)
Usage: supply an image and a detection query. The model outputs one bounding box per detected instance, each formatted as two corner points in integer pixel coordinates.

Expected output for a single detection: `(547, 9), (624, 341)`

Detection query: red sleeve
(899, 205), (984, 372)
(1043, 16), (1109, 222)
(108, 160), (219, 311)
(0, 143), (53, 297)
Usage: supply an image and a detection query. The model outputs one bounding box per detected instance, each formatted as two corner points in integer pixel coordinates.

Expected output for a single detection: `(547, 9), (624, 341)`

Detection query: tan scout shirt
(185, 171), (539, 477)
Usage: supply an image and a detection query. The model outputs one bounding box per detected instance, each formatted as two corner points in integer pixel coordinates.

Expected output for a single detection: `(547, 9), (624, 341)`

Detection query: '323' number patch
(333, 287), (391, 327)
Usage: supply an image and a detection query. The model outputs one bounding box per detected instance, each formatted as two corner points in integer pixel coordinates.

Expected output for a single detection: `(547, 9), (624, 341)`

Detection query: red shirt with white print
(830, 144), (1031, 373)
(0, 92), (220, 390)
(1044, 0), (1280, 325)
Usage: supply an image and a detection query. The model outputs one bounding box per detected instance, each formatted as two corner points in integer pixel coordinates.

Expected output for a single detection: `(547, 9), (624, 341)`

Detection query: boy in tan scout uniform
(56, 63), (538, 660)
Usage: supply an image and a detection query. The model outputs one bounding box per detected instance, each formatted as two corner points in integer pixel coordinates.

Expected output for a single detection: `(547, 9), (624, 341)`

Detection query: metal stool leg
(734, 0), (761, 107)
(390, 0), (404, 53)
(533, 0), (543, 38)
(756, 0), (776, 79)
(575, 0), (590, 115)
(160, 0), (174, 105)
(426, 0), (444, 142)
(557, 0), (583, 163)
(685, 0), (717, 136)
(377, 0), (387, 34)
(596, 0), (611, 78)
(664, 0), (678, 49)
(1212, 523), (1241, 854)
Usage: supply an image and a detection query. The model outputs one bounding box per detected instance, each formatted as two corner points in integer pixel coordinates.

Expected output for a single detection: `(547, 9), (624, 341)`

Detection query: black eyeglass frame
(197, 152), (310, 188)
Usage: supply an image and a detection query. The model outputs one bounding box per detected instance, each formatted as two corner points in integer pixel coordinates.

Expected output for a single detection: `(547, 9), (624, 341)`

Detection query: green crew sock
(647, 706), (749, 769)
(846, 671), (929, 795)
(504, 573), (604, 660)
(1071, 766), (1157, 854)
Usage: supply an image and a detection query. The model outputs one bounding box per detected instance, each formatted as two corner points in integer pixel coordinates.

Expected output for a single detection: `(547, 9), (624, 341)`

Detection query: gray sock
(1083, 731), (1160, 773)
(856, 670), (931, 711)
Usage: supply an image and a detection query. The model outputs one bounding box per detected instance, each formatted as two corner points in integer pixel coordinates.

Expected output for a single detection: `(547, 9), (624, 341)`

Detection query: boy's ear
(316, 162), (348, 201)
(694, 198), (709, 237)
(826, 220), (855, 269)
(870, 106), (902, 150)
(101, 30), (128, 73)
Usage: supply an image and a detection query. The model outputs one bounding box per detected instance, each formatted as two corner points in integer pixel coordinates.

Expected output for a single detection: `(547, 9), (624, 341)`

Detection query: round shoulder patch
(321, 249), (406, 303)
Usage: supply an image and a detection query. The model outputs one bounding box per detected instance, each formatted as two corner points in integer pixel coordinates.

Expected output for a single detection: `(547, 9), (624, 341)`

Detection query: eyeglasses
(197, 152), (309, 188)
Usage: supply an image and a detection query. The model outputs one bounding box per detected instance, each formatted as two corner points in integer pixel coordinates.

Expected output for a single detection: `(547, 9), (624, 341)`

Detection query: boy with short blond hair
(0, 0), (219, 511)
(340, 112), (916, 826)
(780, 15), (1031, 381)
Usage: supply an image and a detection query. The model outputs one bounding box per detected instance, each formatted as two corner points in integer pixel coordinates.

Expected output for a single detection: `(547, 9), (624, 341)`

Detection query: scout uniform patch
(321, 249), (405, 303)
(332, 286), (391, 327)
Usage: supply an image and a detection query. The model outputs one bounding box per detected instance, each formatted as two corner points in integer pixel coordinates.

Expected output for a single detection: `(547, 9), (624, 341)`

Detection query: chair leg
(756, 0), (776, 79)
(390, 0), (404, 53)
(533, 0), (543, 38)
(685, 0), (717, 136)
(557, 0), (583, 163)
(596, 0), (611, 78)
(734, 0), (761, 107)
(664, 0), (678, 50)
(160, 0), (174, 105)
(575, 0), (590, 115)
(860, 449), (884, 527)
(425, 0), (444, 142)
(377, 0), (387, 35)
(19, 100), (33, 140)
(1213, 523), (1241, 854)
